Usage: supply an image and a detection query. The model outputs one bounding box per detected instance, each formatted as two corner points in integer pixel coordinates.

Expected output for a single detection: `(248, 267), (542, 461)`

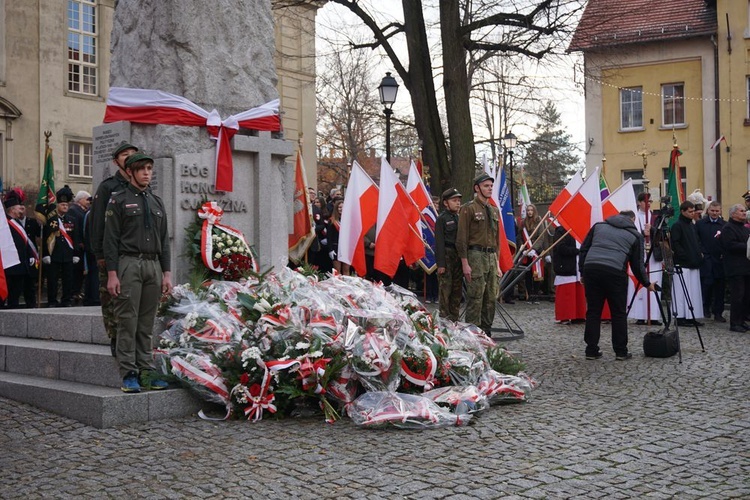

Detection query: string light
(584, 74), (748, 104)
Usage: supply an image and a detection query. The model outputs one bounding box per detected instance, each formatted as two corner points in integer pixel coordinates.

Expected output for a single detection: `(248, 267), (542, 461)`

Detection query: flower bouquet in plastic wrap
(347, 391), (472, 429)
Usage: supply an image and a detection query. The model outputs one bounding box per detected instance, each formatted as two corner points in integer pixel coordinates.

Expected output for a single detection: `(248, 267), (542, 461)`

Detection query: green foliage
(485, 345), (525, 375)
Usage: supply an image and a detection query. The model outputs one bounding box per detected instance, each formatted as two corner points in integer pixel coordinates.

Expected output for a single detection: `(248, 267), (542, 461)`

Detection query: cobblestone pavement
(1, 301), (748, 499)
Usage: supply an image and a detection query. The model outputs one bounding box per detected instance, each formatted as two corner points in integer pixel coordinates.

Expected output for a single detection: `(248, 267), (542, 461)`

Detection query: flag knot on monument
(103, 87), (282, 192)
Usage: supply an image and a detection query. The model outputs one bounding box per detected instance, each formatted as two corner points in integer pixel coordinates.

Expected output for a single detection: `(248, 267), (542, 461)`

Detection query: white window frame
(620, 87), (643, 131)
(67, 0), (98, 96)
(67, 140), (93, 179)
(622, 169), (645, 197)
(661, 83), (685, 127)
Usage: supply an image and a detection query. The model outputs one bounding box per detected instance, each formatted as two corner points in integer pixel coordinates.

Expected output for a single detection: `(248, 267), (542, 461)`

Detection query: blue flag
(498, 168), (516, 249)
(418, 190), (438, 274)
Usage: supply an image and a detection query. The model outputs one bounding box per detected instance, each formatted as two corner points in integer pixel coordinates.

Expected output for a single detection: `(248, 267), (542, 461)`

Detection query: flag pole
(36, 131), (52, 308)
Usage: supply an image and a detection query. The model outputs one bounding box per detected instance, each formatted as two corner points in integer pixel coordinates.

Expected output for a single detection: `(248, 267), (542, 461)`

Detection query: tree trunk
(402, 0), (450, 194)
(440, 0), (476, 199)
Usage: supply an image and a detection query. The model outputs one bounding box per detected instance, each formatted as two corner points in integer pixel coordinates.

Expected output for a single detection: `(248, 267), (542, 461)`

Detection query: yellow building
(0, 0), (321, 197)
(569, 0), (750, 205)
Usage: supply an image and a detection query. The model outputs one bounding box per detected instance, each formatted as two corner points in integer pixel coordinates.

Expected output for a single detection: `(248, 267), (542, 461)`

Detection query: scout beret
(111, 141), (139, 159)
(56, 185), (74, 203)
(473, 173), (494, 186)
(124, 152), (154, 168)
(441, 188), (462, 201)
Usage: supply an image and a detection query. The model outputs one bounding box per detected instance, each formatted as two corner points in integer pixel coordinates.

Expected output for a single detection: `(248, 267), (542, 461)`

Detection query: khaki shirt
(103, 183), (171, 273)
(456, 197), (500, 258)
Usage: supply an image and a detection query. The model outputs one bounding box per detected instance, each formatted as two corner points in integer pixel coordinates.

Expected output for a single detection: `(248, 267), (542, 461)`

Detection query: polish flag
(406, 160), (432, 212)
(602, 179), (637, 219)
(556, 167), (603, 244)
(338, 161), (379, 277)
(0, 212), (20, 300)
(548, 171), (584, 216)
(710, 135), (726, 150)
(375, 157), (425, 277)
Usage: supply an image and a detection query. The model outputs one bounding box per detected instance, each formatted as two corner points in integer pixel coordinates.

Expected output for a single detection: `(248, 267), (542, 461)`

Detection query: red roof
(569, 0), (717, 52)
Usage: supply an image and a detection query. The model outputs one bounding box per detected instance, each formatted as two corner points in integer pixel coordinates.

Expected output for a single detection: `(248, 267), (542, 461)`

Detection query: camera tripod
(628, 214), (706, 362)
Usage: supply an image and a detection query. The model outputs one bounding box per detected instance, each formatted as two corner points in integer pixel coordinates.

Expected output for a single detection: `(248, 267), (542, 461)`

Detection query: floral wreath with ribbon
(196, 201), (259, 279)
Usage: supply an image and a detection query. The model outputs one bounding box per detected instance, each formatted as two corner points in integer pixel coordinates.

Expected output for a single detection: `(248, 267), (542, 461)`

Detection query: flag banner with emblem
(288, 150), (315, 264)
(407, 161), (437, 274)
(518, 167), (531, 220)
(491, 167), (516, 273)
(666, 147), (684, 228)
(35, 145), (56, 223)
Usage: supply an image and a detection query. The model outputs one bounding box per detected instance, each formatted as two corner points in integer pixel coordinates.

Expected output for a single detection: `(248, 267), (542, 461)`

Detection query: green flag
(35, 145), (56, 223)
(666, 147), (683, 228)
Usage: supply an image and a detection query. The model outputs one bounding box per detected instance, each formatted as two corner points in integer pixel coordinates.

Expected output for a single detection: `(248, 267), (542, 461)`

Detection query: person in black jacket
(696, 201), (725, 322)
(3, 192), (37, 308)
(579, 211), (654, 361)
(43, 186), (81, 307)
(551, 225), (585, 324)
(669, 201), (704, 326)
(719, 204), (750, 332)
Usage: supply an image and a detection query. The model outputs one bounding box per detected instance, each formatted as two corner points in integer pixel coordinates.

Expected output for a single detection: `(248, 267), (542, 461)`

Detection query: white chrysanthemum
(217, 242), (225, 249)
(223, 248), (231, 255)
(309, 350), (323, 358)
(214, 252), (222, 259)
(295, 341), (310, 350)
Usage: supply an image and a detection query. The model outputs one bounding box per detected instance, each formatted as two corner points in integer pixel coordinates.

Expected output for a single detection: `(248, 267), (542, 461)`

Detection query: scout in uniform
(91, 141), (138, 355)
(104, 152), (172, 393)
(435, 188), (463, 321)
(456, 173), (500, 335)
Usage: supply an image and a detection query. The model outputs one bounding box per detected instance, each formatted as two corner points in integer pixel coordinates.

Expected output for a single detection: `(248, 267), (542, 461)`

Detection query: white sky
(315, 1), (587, 166)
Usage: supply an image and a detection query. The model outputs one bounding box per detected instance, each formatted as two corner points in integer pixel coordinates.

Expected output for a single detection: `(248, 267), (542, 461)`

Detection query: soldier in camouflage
(90, 141), (138, 356)
(456, 173), (500, 336)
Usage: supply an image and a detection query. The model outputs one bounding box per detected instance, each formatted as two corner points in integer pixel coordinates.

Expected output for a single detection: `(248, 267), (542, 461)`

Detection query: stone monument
(93, 0), (295, 283)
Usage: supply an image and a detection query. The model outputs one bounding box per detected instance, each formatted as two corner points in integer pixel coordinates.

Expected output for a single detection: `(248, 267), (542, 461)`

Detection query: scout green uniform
(91, 169), (130, 339)
(456, 197), (500, 332)
(104, 183), (170, 378)
(435, 208), (462, 321)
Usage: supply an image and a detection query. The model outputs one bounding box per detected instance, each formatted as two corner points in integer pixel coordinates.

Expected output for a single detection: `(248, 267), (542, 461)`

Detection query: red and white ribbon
(399, 344), (438, 390)
(171, 356), (229, 402)
(197, 201), (256, 273)
(58, 219), (75, 250)
(238, 367), (277, 422)
(104, 87), (281, 192)
(9, 219), (38, 261)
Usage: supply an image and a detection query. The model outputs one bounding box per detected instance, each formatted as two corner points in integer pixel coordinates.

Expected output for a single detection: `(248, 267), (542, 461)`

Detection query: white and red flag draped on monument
(555, 167), (603, 244)
(288, 150), (315, 263)
(602, 179), (638, 219)
(375, 157), (425, 277)
(103, 87), (281, 192)
(338, 161), (379, 277)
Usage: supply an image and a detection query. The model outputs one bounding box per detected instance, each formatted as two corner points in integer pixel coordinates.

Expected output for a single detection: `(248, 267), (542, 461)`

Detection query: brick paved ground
(1, 301), (748, 499)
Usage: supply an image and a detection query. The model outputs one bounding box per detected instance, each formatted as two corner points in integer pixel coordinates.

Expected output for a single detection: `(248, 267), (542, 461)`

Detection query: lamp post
(378, 72), (399, 163)
(503, 132), (517, 213)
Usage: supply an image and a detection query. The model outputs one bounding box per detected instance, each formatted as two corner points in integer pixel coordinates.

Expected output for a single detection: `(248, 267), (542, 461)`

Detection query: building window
(622, 170), (645, 197)
(662, 166), (687, 201)
(67, 0), (97, 95)
(620, 87), (643, 130)
(68, 141), (92, 178)
(662, 83), (685, 126)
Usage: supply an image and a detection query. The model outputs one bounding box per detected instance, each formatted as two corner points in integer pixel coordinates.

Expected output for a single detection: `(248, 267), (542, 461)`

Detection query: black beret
(441, 188), (462, 201)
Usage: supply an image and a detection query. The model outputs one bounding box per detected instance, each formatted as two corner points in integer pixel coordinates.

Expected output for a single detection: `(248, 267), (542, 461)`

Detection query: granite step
(0, 307), (110, 345)
(0, 371), (203, 428)
(0, 336), (121, 388)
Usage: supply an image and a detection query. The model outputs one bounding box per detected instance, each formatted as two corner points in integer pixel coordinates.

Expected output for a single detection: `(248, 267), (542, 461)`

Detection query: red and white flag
(338, 161), (379, 277)
(556, 167), (603, 244)
(288, 150), (315, 263)
(0, 212), (20, 300)
(104, 87), (281, 192)
(549, 170), (584, 216)
(375, 157), (424, 277)
(602, 179), (637, 219)
(406, 160), (432, 212)
(710, 135), (726, 150)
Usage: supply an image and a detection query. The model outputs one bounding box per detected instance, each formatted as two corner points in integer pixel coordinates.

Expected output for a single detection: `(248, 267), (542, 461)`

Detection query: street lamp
(503, 132), (517, 213)
(378, 72), (399, 163)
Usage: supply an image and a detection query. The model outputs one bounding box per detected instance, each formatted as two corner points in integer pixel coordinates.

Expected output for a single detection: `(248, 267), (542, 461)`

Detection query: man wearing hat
(90, 140), (138, 355)
(456, 173), (500, 335)
(3, 192), (38, 308)
(435, 187), (463, 320)
(42, 185), (80, 307)
(104, 152), (172, 393)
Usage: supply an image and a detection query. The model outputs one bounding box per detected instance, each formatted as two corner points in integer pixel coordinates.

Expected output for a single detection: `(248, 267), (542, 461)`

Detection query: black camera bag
(642, 289), (679, 358)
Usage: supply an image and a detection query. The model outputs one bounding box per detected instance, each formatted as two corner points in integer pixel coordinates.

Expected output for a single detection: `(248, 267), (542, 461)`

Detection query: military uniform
(43, 187), (80, 307)
(104, 154), (170, 383)
(91, 169), (131, 339)
(456, 176), (500, 332)
(435, 188), (463, 320)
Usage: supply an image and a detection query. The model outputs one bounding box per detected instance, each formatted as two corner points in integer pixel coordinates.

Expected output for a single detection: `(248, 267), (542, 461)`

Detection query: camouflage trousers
(438, 248), (463, 321)
(98, 261), (117, 339)
(464, 250), (499, 331)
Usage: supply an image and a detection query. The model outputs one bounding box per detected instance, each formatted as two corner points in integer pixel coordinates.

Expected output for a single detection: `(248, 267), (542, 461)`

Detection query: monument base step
(0, 371), (204, 428)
